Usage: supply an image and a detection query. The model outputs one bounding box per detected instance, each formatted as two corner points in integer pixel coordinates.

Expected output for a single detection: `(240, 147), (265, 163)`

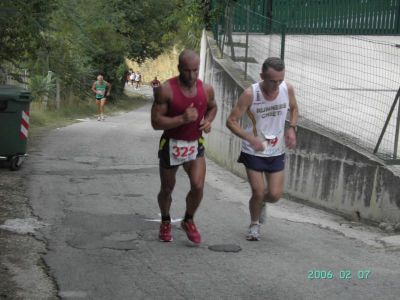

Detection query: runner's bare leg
(182, 156), (206, 217)
(96, 101), (101, 116)
(246, 168), (266, 223)
(100, 98), (106, 117)
(158, 166), (178, 216)
(264, 171), (284, 203)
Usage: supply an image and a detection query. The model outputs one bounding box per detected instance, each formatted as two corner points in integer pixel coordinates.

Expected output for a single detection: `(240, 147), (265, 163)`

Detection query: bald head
(178, 49), (199, 67)
(177, 49), (200, 87)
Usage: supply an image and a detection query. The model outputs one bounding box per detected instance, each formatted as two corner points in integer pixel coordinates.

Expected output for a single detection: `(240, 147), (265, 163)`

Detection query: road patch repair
(0, 217), (48, 234)
(208, 244), (242, 252)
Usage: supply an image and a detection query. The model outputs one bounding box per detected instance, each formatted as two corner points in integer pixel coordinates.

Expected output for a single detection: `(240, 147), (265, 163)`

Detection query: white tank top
(241, 81), (289, 157)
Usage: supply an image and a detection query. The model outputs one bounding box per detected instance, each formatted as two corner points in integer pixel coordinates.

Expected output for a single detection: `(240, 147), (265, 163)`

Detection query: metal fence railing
(212, 0), (400, 35)
(284, 35), (400, 161)
(274, 0), (400, 35)
(212, 2), (286, 79)
(211, 1), (400, 162)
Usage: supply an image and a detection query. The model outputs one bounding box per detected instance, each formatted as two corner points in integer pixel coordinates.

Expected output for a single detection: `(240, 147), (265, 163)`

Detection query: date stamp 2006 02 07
(307, 269), (371, 280)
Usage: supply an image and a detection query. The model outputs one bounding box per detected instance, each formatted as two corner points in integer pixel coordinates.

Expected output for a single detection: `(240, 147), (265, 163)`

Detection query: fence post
(5, 69), (10, 84)
(280, 22), (286, 61)
(56, 78), (61, 110)
(226, 3), (236, 60)
(374, 86), (400, 155)
(264, 0), (273, 34)
(221, 4), (231, 59)
(396, 0), (400, 34)
(42, 70), (53, 111)
(23, 69), (28, 89)
(394, 95), (400, 158)
(245, 5), (250, 80)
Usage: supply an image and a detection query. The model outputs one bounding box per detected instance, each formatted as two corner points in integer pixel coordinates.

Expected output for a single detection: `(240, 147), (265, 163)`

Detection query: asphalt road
(7, 87), (400, 299)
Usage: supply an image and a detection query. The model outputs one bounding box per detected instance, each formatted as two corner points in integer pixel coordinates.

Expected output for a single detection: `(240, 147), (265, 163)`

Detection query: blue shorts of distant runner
(238, 152), (285, 173)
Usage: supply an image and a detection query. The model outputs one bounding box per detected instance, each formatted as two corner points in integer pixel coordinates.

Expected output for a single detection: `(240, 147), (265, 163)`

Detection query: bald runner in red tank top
(150, 49), (218, 244)
(163, 77), (208, 141)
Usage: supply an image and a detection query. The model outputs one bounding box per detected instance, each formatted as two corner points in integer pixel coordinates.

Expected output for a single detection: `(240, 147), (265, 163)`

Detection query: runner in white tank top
(241, 81), (289, 157)
(226, 57), (299, 241)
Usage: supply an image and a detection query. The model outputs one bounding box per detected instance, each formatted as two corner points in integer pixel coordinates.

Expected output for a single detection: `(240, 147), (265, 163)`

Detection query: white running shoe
(246, 223), (261, 241)
(97, 116), (101, 121)
(101, 115), (105, 121)
(259, 203), (267, 224)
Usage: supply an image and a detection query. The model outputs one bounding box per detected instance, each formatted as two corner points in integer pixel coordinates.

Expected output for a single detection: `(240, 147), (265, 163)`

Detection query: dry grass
(126, 48), (181, 84)
(29, 92), (148, 132)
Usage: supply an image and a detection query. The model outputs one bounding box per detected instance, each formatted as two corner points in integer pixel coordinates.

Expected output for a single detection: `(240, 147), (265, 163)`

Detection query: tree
(0, 0), (55, 67)
(165, 0), (213, 50)
(108, 0), (178, 63)
(1, 0), (214, 101)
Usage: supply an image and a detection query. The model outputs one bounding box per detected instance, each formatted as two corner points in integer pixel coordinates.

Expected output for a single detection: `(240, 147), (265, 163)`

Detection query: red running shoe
(181, 220), (201, 244)
(159, 222), (173, 242)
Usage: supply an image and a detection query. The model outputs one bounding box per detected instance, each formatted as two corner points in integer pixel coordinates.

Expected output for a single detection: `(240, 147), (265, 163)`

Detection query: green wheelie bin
(0, 85), (33, 170)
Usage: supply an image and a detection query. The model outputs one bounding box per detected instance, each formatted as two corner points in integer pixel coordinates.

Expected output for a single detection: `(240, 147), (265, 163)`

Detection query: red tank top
(164, 77), (208, 141)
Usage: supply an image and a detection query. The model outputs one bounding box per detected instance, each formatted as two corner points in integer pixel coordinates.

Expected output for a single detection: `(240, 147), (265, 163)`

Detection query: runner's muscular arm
(151, 83), (198, 130)
(285, 82), (299, 149)
(226, 87), (264, 151)
(199, 84), (217, 133)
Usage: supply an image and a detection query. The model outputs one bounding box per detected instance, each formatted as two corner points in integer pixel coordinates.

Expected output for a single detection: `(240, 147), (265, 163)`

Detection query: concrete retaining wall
(202, 32), (400, 225)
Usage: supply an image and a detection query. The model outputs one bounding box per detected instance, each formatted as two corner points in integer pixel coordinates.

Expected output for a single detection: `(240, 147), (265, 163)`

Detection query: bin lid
(0, 85), (32, 102)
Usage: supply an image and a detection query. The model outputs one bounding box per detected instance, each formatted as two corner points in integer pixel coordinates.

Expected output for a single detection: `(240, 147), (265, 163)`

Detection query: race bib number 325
(169, 139), (198, 166)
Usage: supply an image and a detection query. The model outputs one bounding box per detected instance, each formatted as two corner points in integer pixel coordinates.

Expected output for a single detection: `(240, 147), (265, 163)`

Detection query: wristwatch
(289, 124), (298, 132)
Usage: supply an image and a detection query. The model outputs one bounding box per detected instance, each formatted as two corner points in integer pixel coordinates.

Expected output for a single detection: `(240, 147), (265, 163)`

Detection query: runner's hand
(249, 136), (264, 152)
(285, 128), (297, 149)
(199, 117), (211, 133)
(183, 103), (198, 123)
